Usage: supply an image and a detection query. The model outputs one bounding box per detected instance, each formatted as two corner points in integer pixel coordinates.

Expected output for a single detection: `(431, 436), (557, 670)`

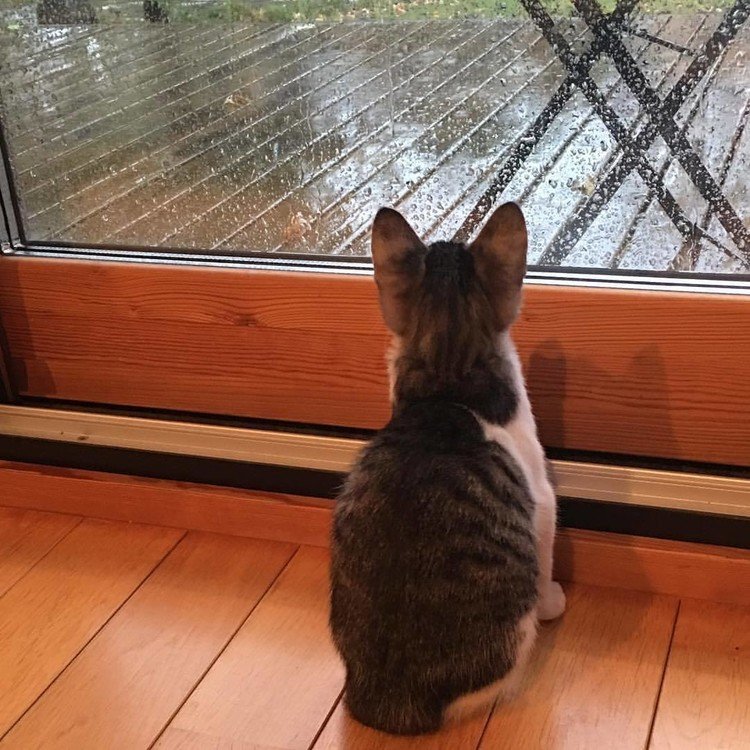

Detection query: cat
(329, 202), (566, 736)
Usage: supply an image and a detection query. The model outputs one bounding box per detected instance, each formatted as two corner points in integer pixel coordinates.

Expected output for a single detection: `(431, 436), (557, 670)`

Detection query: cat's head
(371, 203), (527, 406)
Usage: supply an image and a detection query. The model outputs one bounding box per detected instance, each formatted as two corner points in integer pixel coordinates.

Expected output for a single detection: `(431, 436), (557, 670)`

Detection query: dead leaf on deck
(223, 93), (250, 111)
(282, 212), (312, 244)
(576, 176), (595, 196)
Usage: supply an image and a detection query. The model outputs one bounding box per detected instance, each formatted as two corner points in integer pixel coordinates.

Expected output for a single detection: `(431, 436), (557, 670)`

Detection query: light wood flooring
(0, 506), (748, 749)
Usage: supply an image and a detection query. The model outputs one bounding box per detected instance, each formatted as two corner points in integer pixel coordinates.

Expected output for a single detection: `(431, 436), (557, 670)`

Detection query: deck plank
(0, 24), (120, 77)
(16, 25), (308, 233)
(27, 24), (377, 230)
(649, 599), (750, 750)
(1, 533), (296, 750)
(0, 13), (747, 272)
(155, 546), (343, 750)
(13, 23), (288, 168)
(0, 507), (80, 597)
(19, 22), (335, 179)
(7, 23), (215, 133)
(694, 23), (750, 275)
(619, 21), (750, 272)
(434, 13), (704, 260)
(155, 21), (499, 251)
(268, 20), (544, 258)
(515, 14), (707, 267)
(50, 23), (379, 244)
(0, 518), (182, 737)
(103, 23), (422, 247)
(479, 585), (677, 750)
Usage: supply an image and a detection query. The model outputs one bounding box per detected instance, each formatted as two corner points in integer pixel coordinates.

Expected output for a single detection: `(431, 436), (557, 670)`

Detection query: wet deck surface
(1, 9), (748, 272)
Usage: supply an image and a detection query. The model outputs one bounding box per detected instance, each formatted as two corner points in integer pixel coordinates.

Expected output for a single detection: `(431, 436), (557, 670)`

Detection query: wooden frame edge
(2, 460), (748, 606)
(1, 257), (749, 465)
(0, 459), (333, 548)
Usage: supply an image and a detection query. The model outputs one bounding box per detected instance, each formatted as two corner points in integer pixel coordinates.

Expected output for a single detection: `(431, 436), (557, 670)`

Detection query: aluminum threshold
(0, 405), (747, 518)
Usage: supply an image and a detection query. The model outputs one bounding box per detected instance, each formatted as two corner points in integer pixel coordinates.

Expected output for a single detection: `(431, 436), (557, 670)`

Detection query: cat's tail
(344, 678), (442, 736)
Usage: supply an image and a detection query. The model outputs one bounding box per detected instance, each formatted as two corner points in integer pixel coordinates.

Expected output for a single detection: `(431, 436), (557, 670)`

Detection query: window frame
(0, 124), (20, 249)
(0, 92), (748, 469)
(0, 249), (748, 467)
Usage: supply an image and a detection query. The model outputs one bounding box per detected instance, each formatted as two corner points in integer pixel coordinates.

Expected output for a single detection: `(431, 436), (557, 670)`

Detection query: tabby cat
(330, 203), (566, 735)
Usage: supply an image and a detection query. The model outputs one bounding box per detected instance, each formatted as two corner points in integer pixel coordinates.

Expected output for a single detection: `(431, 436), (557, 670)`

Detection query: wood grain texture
(0, 518), (182, 737)
(480, 585), (678, 750)
(554, 529), (750, 607)
(1, 460), (333, 547)
(1, 533), (296, 750)
(1, 257), (748, 464)
(649, 599), (750, 750)
(0, 507), (80, 596)
(155, 546), (344, 750)
(153, 727), (261, 749)
(314, 699), (491, 750)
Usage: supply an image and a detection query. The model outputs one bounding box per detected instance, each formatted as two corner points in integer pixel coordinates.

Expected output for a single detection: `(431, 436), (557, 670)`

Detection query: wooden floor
(0, 8), (748, 272)
(0, 506), (748, 749)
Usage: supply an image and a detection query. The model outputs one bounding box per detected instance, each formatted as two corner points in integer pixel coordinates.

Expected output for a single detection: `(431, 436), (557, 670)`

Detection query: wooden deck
(0, 505), (748, 749)
(0, 6), (748, 272)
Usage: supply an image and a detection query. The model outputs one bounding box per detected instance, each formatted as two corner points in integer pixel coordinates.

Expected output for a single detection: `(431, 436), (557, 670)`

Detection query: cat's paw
(538, 581), (566, 621)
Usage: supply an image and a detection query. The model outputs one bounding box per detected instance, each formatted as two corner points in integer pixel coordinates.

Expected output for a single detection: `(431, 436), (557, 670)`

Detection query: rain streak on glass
(0, 0), (748, 274)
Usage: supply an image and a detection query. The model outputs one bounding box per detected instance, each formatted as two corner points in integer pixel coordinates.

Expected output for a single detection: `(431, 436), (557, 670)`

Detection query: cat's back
(333, 399), (534, 551)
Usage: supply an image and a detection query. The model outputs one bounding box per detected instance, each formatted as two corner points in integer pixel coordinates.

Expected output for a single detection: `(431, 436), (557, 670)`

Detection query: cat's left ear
(469, 202), (528, 328)
(371, 208), (426, 335)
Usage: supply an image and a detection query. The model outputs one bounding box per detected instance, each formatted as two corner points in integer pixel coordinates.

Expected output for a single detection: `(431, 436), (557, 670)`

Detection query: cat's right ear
(371, 208), (426, 335)
(469, 202), (528, 329)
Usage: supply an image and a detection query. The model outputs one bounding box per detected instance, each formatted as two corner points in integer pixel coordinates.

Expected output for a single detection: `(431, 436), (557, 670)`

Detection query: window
(1, 0), (748, 468)
(1, 0), (748, 273)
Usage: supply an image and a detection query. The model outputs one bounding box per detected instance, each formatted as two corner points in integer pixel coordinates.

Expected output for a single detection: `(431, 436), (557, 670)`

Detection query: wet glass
(0, 0), (747, 273)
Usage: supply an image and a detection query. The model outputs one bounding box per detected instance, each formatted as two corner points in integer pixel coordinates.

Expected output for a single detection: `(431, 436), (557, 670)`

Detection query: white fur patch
(479, 333), (564, 620)
(478, 334), (554, 511)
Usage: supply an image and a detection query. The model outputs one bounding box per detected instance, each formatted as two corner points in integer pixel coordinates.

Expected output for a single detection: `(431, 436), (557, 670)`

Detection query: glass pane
(0, 0), (747, 273)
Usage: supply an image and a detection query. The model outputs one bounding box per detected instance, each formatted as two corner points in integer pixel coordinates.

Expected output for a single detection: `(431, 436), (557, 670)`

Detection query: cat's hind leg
(443, 610), (537, 724)
(535, 481), (566, 621)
